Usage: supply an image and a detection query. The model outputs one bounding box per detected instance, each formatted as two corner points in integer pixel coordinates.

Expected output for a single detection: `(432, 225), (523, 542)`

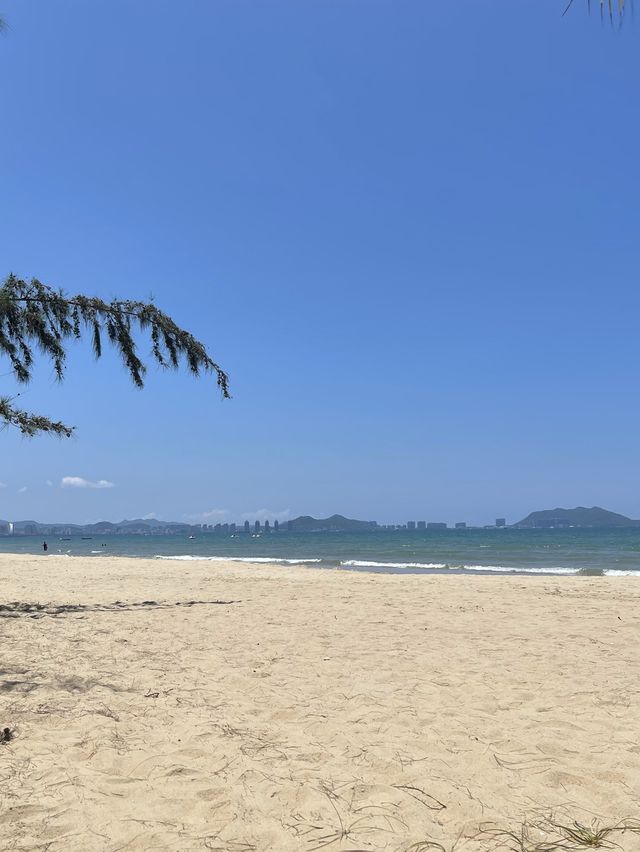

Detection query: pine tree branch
(0, 274), (230, 437)
(0, 397), (74, 438)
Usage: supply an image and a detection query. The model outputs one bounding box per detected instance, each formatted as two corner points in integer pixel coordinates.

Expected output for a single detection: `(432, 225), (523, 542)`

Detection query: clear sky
(1, 1), (638, 527)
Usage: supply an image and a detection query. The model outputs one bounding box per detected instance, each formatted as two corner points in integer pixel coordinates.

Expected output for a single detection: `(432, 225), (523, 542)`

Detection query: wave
(340, 560), (577, 575)
(341, 560), (448, 569)
(340, 560), (640, 575)
(152, 555), (640, 575)
(459, 564), (576, 574)
(154, 555), (322, 565)
(603, 569), (640, 577)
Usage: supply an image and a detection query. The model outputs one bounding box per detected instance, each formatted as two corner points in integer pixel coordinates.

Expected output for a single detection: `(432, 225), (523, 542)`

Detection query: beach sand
(1, 553), (639, 851)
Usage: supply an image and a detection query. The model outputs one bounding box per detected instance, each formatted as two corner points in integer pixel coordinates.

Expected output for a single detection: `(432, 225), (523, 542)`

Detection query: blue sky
(1, 1), (638, 526)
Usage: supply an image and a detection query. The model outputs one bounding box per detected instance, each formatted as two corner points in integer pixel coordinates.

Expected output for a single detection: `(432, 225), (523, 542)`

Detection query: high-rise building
(427, 522), (447, 530)
(244, 520), (250, 533)
(274, 520), (279, 531)
(455, 522), (467, 529)
(496, 518), (506, 527)
(407, 521), (416, 530)
(264, 520), (270, 531)
(230, 523), (236, 533)
(417, 521), (426, 530)
(254, 520), (261, 532)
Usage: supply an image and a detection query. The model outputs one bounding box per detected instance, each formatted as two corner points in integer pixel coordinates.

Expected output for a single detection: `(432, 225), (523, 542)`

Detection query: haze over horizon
(3, 502), (640, 533)
(1, 2), (639, 527)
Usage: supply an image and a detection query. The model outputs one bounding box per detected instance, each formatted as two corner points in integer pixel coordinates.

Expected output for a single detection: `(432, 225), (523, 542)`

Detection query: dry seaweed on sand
(475, 815), (640, 851)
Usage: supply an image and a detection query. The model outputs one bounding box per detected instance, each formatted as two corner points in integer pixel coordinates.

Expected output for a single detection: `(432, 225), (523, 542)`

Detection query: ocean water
(1, 528), (640, 576)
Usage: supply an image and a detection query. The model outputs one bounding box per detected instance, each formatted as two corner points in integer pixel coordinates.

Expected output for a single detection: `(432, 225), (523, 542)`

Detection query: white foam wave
(152, 555), (640, 575)
(340, 560), (577, 575)
(154, 555), (322, 565)
(603, 569), (640, 577)
(341, 560), (447, 569)
(460, 564), (576, 575)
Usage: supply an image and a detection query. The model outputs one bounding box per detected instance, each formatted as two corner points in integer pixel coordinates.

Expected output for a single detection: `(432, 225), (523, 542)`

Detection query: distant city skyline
(2, 515), (500, 535)
(1, 502), (638, 528)
(4, 510), (510, 529)
(3, 506), (638, 535)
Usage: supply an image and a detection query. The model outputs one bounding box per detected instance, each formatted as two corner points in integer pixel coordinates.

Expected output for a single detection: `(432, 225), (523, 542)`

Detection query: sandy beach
(1, 553), (639, 851)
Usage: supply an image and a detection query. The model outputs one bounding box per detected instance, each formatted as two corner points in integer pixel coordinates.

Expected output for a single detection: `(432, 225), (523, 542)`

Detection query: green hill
(287, 514), (377, 532)
(514, 506), (639, 528)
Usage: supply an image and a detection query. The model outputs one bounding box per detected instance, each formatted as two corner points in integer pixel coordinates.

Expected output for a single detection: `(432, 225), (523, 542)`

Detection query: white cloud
(45, 480), (53, 487)
(18, 486), (28, 493)
(241, 508), (292, 524)
(184, 508), (232, 522)
(61, 476), (115, 490)
(186, 508), (292, 524)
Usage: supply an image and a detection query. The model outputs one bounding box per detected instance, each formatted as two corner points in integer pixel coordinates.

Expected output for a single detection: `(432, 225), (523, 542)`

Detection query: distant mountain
(0, 513), (378, 536)
(287, 514), (377, 532)
(9, 520), (82, 532)
(0, 518), (196, 536)
(514, 506), (640, 529)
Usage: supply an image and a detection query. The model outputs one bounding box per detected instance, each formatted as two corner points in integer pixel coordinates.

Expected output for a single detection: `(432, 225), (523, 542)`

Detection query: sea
(1, 527), (640, 576)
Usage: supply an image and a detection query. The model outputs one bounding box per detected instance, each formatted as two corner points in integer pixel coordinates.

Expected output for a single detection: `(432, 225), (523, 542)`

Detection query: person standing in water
(43, 541), (48, 553)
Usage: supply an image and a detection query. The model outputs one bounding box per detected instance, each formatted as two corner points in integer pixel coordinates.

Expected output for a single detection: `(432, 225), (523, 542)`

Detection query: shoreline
(1, 548), (639, 577)
(2, 553), (639, 850)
